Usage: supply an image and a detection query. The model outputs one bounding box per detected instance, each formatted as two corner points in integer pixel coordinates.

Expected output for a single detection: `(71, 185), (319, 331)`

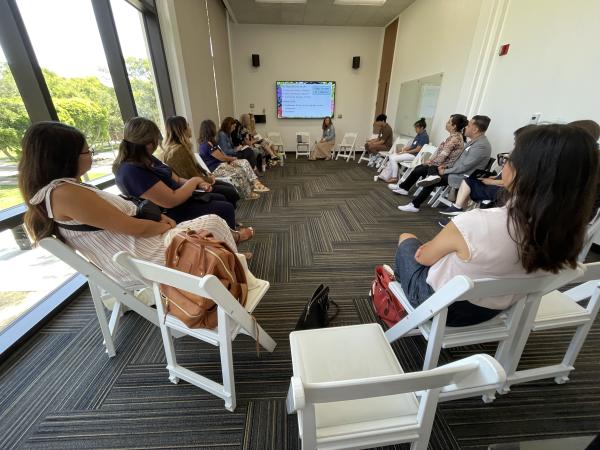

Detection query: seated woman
(394, 124), (598, 327)
(161, 115), (240, 208)
(240, 113), (279, 165)
(218, 117), (261, 172)
(112, 117), (236, 229)
(18, 122), (253, 289)
(309, 116), (335, 160)
(379, 117), (429, 183)
(392, 114), (468, 195)
(198, 119), (269, 199)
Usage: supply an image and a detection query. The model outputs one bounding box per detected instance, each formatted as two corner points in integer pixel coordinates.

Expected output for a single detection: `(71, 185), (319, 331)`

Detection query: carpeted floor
(1, 157), (599, 450)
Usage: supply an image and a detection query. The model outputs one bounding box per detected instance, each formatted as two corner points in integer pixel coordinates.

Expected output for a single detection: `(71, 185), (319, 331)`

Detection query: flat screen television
(276, 81), (335, 119)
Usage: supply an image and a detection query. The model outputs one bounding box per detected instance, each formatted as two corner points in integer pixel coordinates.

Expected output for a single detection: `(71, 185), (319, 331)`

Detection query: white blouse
(31, 178), (236, 288)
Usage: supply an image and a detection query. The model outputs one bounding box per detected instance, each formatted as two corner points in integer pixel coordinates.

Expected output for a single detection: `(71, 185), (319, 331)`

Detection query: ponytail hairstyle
(18, 122), (86, 243)
(113, 117), (162, 174)
(506, 124), (599, 273)
(414, 117), (427, 130)
(450, 113), (469, 142)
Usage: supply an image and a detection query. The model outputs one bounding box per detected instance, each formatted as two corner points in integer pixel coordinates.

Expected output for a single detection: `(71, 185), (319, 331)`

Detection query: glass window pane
(111, 0), (164, 130)
(0, 46), (29, 211)
(17, 0), (122, 182)
(0, 228), (77, 332)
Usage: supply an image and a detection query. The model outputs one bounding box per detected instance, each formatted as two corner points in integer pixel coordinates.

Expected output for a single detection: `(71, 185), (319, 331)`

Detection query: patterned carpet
(1, 157), (599, 449)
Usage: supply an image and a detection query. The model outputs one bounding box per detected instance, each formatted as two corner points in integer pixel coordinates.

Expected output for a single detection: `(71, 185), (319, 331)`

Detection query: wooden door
(375, 18), (398, 116)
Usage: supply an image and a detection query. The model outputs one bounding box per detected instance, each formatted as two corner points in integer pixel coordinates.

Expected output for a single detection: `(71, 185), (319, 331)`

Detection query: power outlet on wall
(337, 114), (342, 119)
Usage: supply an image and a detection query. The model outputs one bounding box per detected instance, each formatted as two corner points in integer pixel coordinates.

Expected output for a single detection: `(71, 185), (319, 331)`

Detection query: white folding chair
(267, 131), (286, 166)
(286, 323), (506, 450)
(39, 237), (161, 358)
(386, 266), (583, 402)
(295, 132), (311, 158)
(357, 133), (379, 164)
(500, 261), (600, 392)
(377, 137), (409, 173)
(397, 144), (437, 184)
(114, 251), (276, 411)
(579, 209), (600, 262)
(333, 132), (358, 162)
(194, 153), (234, 185)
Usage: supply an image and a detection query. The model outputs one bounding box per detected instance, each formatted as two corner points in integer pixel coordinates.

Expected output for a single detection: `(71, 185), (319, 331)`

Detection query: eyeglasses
(80, 147), (95, 157)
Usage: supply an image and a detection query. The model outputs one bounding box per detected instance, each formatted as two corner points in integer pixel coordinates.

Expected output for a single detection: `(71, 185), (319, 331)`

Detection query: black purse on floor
(294, 284), (339, 330)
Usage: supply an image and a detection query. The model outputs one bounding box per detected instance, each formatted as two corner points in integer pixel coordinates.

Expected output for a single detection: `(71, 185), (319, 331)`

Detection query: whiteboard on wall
(418, 85), (441, 119)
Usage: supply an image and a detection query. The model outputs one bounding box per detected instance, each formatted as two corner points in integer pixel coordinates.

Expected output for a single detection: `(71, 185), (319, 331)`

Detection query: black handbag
(120, 195), (163, 221)
(294, 284), (339, 330)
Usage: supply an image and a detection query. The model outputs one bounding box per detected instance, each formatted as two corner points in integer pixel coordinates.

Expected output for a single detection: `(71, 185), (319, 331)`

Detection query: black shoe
(440, 205), (464, 216)
(438, 217), (451, 228)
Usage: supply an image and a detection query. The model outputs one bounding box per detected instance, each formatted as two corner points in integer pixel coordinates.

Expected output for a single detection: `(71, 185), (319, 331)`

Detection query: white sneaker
(416, 175), (441, 187)
(392, 188), (409, 195)
(388, 183), (399, 190)
(398, 203), (420, 213)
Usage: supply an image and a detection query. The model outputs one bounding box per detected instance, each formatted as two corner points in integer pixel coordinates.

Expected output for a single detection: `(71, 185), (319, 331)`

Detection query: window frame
(0, 0), (175, 357)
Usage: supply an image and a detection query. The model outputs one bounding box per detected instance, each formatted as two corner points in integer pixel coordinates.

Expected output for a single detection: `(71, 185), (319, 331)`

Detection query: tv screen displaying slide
(276, 81), (335, 119)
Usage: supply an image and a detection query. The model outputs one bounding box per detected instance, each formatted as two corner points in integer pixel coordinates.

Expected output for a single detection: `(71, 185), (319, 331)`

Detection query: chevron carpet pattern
(1, 157), (600, 450)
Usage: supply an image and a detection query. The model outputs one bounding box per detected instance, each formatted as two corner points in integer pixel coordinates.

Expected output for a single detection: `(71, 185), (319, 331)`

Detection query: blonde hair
(240, 113), (256, 133)
(163, 116), (192, 162)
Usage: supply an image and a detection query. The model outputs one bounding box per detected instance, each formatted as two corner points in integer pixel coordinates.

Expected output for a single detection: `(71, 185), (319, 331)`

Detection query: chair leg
(89, 282), (116, 358)
(218, 308), (236, 412)
(422, 309), (447, 370)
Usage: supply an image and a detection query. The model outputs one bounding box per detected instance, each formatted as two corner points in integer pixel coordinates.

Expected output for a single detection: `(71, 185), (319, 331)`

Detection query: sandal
(253, 182), (270, 193)
(247, 192), (260, 200)
(233, 226), (254, 243)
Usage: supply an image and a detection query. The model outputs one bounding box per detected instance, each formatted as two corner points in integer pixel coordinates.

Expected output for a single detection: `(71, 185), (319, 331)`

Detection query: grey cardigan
(444, 135), (492, 188)
(321, 125), (335, 142)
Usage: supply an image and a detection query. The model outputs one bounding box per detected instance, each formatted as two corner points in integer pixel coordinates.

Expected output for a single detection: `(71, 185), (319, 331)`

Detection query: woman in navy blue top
(113, 117), (238, 229)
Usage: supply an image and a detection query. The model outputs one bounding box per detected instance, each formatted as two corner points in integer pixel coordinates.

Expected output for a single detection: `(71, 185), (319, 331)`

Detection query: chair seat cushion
(534, 290), (589, 328)
(290, 324), (419, 439)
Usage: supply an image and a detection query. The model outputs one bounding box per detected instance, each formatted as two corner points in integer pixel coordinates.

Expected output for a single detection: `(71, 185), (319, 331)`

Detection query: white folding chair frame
(295, 132), (311, 158)
(114, 251), (276, 411)
(500, 262), (600, 392)
(286, 323), (506, 450)
(334, 132), (358, 162)
(386, 267), (583, 402)
(267, 131), (286, 166)
(39, 237), (161, 358)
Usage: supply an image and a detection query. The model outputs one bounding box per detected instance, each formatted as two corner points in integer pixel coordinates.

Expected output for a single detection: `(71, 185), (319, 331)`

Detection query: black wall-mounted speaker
(352, 56), (360, 69)
(252, 54), (260, 67)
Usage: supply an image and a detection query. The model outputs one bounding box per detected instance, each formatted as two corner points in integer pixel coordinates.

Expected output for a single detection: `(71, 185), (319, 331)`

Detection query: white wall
(387, 0), (483, 145)
(478, 0), (600, 152)
(230, 24), (383, 151)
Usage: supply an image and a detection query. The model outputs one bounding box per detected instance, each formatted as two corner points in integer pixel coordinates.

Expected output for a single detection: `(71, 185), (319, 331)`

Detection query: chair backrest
(340, 132), (357, 147)
(291, 352), (505, 448)
(194, 153), (213, 174)
(483, 157), (495, 171)
(296, 131), (310, 144)
(267, 131), (283, 146)
(113, 251), (256, 332)
(386, 266), (584, 343)
(410, 144), (436, 167)
(580, 208), (600, 262)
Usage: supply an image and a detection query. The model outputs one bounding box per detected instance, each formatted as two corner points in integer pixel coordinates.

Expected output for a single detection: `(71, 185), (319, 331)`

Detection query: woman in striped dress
(18, 122), (253, 288)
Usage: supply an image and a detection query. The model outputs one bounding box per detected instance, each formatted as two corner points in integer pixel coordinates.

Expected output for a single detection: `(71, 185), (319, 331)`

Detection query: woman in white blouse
(394, 124), (599, 326)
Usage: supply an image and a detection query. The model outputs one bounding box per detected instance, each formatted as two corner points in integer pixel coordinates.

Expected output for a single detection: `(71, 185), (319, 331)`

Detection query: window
(111, 0), (164, 130)
(0, 46), (29, 211)
(17, 0), (123, 181)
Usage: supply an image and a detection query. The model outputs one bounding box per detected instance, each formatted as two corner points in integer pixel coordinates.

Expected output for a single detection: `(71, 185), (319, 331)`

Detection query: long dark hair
(322, 116), (333, 130)
(219, 117), (236, 135)
(450, 114), (468, 142)
(507, 124), (599, 273)
(112, 117), (162, 173)
(199, 119), (218, 145)
(18, 122), (86, 243)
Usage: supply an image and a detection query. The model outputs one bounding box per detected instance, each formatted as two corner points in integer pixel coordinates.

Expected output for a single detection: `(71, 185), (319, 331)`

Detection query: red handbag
(370, 265), (406, 328)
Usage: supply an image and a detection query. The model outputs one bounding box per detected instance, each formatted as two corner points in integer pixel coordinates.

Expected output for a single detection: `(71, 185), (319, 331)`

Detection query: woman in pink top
(394, 124), (599, 326)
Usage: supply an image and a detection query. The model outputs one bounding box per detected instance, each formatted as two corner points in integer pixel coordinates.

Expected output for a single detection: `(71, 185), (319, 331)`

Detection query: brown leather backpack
(160, 229), (248, 329)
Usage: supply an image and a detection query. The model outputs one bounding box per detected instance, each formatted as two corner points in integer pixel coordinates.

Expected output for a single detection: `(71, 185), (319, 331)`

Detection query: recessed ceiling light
(334, 0), (387, 5)
(255, 0), (307, 4)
